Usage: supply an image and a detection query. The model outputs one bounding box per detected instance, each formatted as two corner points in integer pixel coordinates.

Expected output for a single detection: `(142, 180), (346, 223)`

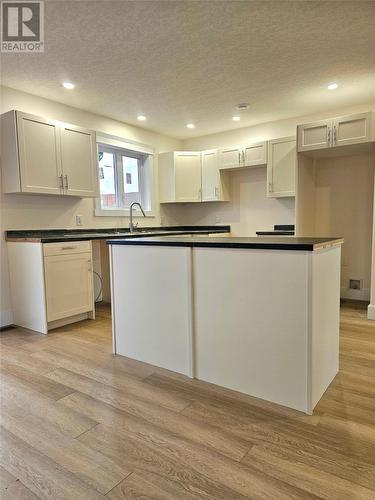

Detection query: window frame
(95, 135), (154, 217)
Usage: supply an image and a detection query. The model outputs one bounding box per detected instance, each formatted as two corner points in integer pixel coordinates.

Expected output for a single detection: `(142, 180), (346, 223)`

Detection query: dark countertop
(256, 231), (295, 236)
(6, 225), (230, 243)
(106, 236), (344, 251)
(256, 224), (295, 236)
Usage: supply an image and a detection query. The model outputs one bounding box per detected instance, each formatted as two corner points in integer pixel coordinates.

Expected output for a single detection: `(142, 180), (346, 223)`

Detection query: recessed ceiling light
(62, 82), (75, 89)
(137, 115), (147, 121)
(232, 116), (241, 122)
(327, 83), (338, 90)
(186, 123), (195, 129)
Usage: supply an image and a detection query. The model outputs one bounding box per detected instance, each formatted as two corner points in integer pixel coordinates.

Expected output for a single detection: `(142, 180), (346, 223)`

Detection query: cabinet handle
(327, 127), (331, 145)
(59, 174), (64, 189)
(333, 125), (337, 143)
(268, 181), (273, 192)
(64, 175), (69, 190)
(238, 151), (241, 165)
(242, 151), (245, 164)
(61, 246), (76, 250)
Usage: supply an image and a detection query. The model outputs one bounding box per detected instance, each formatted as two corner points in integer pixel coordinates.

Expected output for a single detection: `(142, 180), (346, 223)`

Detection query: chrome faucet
(129, 202), (146, 233)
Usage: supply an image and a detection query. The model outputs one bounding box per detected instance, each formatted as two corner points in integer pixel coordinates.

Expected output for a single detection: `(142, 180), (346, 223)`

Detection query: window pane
(122, 156), (140, 207)
(99, 151), (116, 208)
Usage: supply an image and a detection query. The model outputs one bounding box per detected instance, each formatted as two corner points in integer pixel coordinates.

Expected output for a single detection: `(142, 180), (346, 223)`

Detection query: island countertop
(106, 235), (344, 251)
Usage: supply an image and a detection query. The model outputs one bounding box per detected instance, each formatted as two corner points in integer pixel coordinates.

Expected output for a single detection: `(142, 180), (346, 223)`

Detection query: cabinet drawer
(43, 240), (91, 256)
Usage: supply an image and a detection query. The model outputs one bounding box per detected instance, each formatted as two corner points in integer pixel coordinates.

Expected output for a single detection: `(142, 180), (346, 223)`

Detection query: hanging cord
(93, 271), (103, 303)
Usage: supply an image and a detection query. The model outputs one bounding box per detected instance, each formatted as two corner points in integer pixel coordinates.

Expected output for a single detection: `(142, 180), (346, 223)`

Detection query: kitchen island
(108, 235), (343, 414)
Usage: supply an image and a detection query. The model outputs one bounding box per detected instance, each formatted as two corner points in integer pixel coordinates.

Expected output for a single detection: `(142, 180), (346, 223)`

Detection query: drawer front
(43, 240), (91, 256)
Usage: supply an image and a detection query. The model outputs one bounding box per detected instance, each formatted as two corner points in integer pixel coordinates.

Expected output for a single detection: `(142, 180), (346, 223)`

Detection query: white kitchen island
(108, 236), (343, 414)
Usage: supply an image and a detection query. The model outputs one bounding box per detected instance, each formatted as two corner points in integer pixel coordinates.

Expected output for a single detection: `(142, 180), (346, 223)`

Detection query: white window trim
(95, 133), (155, 217)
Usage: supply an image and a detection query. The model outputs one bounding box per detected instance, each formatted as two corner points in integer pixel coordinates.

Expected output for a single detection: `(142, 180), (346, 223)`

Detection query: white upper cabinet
(333, 113), (373, 147)
(1, 110), (99, 197)
(159, 151), (202, 203)
(60, 125), (99, 197)
(297, 111), (374, 153)
(175, 152), (202, 202)
(219, 146), (242, 170)
(201, 149), (229, 202)
(297, 120), (332, 152)
(219, 141), (267, 170)
(243, 141), (267, 167)
(267, 136), (296, 198)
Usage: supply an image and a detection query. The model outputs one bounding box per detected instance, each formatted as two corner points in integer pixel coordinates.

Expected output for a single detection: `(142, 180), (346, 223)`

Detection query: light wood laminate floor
(1, 301), (374, 499)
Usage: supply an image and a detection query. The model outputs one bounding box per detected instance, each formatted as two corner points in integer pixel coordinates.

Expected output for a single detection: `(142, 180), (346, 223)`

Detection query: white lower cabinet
(44, 252), (94, 322)
(7, 240), (94, 334)
(267, 136), (296, 198)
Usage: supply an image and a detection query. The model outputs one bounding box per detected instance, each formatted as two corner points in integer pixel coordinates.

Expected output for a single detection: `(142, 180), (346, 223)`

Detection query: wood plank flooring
(1, 301), (374, 499)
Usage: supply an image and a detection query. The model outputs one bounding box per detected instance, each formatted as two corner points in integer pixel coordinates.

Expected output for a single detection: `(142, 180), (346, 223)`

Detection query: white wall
(314, 154), (374, 300)
(0, 86), (182, 326)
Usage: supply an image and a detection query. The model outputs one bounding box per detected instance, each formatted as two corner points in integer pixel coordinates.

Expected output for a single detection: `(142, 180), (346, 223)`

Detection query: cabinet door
(202, 149), (220, 201)
(44, 252), (94, 322)
(174, 152), (202, 202)
(333, 112), (372, 147)
(16, 111), (63, 194)
(297, 120), (332, 152)
(243, 141), (267, 167)
(267, 137), (296, 198)
(219, 146), (242, 170)
(60, 125), (99, 197)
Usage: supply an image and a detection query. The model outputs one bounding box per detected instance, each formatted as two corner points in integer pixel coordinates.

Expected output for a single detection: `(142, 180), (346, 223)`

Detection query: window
(96, 141), (153, 216)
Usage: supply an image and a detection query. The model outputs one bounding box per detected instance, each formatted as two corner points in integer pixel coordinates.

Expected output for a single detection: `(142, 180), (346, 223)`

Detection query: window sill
(94, 207), (155, 217)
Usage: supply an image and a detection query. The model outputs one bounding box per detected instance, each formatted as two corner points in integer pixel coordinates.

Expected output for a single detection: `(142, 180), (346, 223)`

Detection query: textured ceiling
(1, 0), (375, 139)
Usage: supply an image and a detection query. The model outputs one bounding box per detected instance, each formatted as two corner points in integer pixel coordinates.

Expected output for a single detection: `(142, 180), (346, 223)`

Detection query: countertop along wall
(170, 101), (375, 236)
(0, 86), (182, 326)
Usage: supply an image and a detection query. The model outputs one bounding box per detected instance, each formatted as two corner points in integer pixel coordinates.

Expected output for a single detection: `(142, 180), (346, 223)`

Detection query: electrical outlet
(76, 215), (83, 226)
(349, 279), (362, 290)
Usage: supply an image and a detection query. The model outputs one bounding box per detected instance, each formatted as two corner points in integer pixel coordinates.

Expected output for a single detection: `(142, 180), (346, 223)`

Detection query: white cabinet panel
(201, 149), (218, 201)
(159, 151), (202, 203)
(111, 245), (192, 376)
(44, 252), (94, 322)
(61, 125), (99, 197)
(16, 112), (62, 194)
(297, 120), (332, 152)
(219, 146), (241, 170)
(175, 152), (202, 202)
(333, 112), (372, 146)
(267, 136), (296, 198)
(243, 141), (267, 167)
(201, 149), (229, 201)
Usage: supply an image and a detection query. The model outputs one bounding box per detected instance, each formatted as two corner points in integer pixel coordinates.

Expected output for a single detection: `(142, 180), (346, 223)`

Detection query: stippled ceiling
(1, 0), (375, 139)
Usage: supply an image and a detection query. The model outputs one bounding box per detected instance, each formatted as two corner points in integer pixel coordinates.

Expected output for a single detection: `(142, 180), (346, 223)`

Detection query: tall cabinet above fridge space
(295, 111), (375, 315)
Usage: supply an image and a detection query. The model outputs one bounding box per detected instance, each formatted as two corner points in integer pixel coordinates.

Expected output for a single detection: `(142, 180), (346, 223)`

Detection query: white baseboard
(340, 287), (370, 302)
(0, 309), (14, 328)
(368, 304), (375, 321)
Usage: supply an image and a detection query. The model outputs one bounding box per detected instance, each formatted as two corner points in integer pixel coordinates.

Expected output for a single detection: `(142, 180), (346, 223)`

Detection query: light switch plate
(76, 215), (83, 226)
